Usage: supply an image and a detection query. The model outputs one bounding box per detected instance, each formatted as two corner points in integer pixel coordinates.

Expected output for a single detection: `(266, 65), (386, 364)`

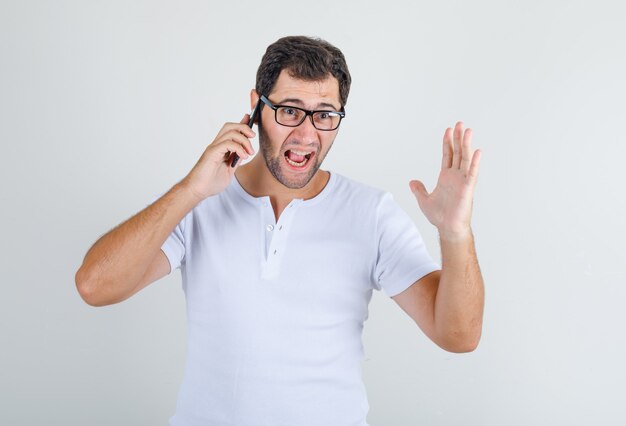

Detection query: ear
(250, 89), (259, 110)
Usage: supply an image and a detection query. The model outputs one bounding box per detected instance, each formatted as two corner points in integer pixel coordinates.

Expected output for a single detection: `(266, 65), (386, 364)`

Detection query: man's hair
(256, 36), (352, 108)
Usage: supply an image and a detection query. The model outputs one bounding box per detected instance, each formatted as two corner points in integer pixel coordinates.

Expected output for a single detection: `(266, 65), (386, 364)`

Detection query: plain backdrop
(1, 0), (625, 425)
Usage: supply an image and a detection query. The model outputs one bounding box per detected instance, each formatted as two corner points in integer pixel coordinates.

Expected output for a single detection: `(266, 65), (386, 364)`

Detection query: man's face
(257, 70), (342, 189)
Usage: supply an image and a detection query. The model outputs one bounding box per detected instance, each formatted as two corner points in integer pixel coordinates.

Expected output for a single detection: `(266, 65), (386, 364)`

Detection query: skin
(394, 122), (484, 353)
(235, 70), (341, 220)
(75, 69), (484, 354)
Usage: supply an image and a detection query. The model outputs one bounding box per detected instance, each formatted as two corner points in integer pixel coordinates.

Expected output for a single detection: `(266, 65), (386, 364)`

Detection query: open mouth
(284, 149), (314, 168)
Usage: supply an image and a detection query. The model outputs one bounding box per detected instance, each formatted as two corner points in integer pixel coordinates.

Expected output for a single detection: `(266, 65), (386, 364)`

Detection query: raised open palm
(410, 122), (481, 240)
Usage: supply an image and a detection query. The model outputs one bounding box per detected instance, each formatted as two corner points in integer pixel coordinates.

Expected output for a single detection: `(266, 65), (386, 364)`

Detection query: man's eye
(318, 112), (330, 120)
(282, 107), (297, 116)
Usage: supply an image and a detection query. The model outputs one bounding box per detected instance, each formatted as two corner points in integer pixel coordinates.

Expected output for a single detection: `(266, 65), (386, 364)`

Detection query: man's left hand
(410, 121), (481, 241)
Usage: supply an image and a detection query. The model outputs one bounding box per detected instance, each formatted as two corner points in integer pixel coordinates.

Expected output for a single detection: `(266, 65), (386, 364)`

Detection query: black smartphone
(231, 98), (262, 168)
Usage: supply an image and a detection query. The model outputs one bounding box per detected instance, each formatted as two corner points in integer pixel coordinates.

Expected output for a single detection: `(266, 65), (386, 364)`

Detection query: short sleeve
(373, 193), (440, 297)
(161, 220), (185, 272)
(148, 193), (186, 273)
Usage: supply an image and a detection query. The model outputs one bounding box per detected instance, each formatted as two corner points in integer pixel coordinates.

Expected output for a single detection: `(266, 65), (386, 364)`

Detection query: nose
(291, 114), (319, 144)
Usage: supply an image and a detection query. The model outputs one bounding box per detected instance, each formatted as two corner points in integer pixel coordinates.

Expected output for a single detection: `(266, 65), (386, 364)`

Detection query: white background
(1, 0), (625, 424)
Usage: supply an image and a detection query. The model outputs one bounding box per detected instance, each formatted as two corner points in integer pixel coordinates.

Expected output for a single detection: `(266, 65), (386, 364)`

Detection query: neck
(235, 156), (329, 220)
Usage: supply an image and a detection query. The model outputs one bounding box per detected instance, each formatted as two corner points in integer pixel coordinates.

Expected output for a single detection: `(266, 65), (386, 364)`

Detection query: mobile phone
(231, 98), (262, 168)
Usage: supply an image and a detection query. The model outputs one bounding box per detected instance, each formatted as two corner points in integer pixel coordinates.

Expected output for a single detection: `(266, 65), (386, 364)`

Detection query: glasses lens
(276, 107), (305, 126)
(312, 111), (341, 130)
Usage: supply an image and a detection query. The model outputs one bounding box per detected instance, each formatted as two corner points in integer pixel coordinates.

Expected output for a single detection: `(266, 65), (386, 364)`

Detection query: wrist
(437, 227), (473, 243)
(174, 179), (205, 206)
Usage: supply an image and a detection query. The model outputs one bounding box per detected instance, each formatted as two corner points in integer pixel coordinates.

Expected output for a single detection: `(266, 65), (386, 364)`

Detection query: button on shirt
(160, 173), (439, 426)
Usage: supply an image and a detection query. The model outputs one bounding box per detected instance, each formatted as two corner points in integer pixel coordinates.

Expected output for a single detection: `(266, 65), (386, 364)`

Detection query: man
(76, 36), (484, 425)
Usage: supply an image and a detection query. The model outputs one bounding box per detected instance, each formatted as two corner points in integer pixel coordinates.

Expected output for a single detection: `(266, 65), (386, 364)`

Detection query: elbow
(75, 266), (109, 307)
(436, 328), (482, 354)
(444, 338), (480, 354)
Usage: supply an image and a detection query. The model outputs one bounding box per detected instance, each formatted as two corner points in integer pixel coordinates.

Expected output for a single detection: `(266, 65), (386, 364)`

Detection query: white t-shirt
(161, 172), (439, 426)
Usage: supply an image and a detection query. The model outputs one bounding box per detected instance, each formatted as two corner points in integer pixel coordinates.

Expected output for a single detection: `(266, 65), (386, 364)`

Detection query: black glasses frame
(259, 95), (345, 131)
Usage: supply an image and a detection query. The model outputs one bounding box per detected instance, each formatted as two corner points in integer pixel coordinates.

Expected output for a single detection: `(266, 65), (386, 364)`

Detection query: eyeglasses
(259, 95), (345, 131)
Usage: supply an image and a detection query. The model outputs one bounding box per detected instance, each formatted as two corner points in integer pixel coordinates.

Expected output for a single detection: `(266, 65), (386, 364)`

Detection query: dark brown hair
(256, 36), (351, 108)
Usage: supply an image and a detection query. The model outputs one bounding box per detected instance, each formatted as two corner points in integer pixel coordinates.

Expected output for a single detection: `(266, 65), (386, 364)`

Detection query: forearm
(75, 182), (198, 303)
(434, 230), (484, 352)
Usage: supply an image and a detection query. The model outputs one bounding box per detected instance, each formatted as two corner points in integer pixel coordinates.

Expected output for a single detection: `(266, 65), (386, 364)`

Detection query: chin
(267, 156), (322, 189)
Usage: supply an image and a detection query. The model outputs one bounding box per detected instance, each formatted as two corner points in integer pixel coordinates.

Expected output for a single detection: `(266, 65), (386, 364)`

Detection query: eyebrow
(276, 97), (341, 111)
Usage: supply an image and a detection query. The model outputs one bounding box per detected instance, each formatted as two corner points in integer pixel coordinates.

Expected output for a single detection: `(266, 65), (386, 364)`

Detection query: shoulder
(183, 179), (251, 225)
(328, 175), (416, 231)
(329, 173), (390, 207)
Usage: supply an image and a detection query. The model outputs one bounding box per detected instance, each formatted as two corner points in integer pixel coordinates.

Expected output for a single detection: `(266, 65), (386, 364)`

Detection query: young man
(76, 36), (484, 425)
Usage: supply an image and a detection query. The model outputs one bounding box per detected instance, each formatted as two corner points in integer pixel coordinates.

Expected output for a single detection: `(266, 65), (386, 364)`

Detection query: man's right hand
(180, 115), (256, 203)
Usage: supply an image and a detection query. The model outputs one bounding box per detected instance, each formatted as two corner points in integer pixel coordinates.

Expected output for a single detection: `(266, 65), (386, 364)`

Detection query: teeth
(285, 149), (313, 167)
(286, 157), (307, 167)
